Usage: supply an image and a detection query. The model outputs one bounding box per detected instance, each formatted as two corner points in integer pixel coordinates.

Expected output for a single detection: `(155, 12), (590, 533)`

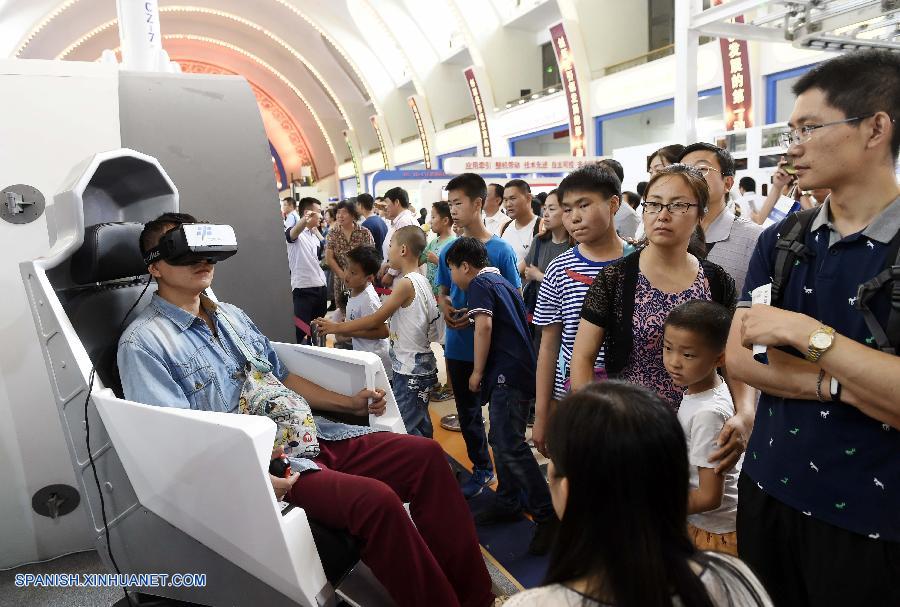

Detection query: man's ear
(724, 175), (735, 193)
(715, 350), (727, 369)
(609, 194), (621, 214)
(147, 262), (161, 279)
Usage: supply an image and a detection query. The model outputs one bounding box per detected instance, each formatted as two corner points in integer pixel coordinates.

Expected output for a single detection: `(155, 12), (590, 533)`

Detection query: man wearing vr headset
(117, 213), (494, 607)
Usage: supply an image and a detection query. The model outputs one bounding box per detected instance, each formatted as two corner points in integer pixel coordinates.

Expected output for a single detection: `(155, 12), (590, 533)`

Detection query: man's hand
(352, 388), (387, 416)
(740, 306), (818, 351)
(468, 371), (483, 393)
(709, 411), (754, 474)
(773, 158), (796, 191)
(426, 251), (440, 265)
(312, 317), (340, 336)
(270, 471), (299, 501)
(444, 306), (470, 330)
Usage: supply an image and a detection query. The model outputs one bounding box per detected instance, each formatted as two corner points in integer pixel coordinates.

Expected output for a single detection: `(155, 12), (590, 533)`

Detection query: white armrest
(272, 343), (406, 434)
(92, 391), (327, 607)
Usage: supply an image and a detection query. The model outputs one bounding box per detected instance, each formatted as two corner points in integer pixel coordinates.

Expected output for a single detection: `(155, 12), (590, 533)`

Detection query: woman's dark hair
(346, 245), (382, 277)
(326, 208), (337, 220)
(335, 200), (361, 221)
(545, 382), (714, 607)
(647, 144), (686, 173)
(538, 189), (570, 244)
(445, 237), (488, 269)
(643, 164), (709, 260)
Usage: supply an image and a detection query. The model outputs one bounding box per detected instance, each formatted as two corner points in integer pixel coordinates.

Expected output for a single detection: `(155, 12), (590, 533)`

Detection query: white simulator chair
(20, 149), (401, 607)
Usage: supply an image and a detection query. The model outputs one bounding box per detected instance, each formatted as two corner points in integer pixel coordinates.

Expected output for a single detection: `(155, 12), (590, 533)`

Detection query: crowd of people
(119, 50), (898, 607)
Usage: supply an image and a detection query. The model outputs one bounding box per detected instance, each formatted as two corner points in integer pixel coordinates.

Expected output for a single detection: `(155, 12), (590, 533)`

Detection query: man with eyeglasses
(727, 50), (900, 607)
(677, 143), (764, 297)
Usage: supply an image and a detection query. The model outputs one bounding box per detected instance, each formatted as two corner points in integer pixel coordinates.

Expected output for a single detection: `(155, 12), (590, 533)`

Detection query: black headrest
(71, 222), (147, 285)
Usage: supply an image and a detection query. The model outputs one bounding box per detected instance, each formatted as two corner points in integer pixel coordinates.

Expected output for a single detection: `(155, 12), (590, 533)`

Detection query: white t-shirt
(613, 203), (641, 240)
(284, 214), (326, 290)
(505, 552), (772, 606)
(677, 377), (741, 534)
(737, 192), (765, 215)
(382, 209), (419, 259)
(501, 215), (539, 264)
(346, 284), (393, 380)
(483, 208), (511, 236)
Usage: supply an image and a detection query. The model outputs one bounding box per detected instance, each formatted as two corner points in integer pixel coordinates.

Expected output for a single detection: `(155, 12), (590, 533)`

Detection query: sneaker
(474, 504), (522, 526)
(528, 517), (560, 556)
(431, 386), (454, 402)
(460, 468), (495, 499)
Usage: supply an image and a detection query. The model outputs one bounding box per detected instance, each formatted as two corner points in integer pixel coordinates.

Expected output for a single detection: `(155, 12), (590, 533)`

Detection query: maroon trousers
(287, 432), (494, 607)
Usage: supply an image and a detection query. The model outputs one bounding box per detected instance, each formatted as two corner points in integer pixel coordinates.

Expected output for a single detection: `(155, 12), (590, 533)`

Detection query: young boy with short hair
(531, 164), (635, 456)
(315, 226), (439, 437)
(340, 245), (393, 381)
(662, 299), (740, 556)
(421, 201), (457, 402)
(446, 237), (558, 556)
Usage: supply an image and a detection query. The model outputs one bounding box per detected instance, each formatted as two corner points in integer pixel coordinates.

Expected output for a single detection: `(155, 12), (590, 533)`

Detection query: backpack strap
(854, 230), (900, 355)
(499, 219), (511, 237)
(771, 207), (821, 307)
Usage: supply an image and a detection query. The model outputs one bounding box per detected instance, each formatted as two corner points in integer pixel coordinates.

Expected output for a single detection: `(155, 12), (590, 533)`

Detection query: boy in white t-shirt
(663, 300), (741, 556)
(314, 226), (438, 437)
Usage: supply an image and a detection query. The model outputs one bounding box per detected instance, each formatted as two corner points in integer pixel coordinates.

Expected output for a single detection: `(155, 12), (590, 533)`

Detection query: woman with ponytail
(570, 165), (736, 408)
(505, 382), (771, 607)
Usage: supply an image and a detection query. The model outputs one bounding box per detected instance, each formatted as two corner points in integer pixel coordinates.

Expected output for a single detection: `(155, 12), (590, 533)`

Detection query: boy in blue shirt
(437, 173), (520, 499)
(446, 237), (558, 556)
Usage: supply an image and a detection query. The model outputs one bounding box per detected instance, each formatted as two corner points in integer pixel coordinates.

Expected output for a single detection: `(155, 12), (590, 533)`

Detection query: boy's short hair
(383, 187), (410, 208)
(446, 173), (487, 207)
(445, 237), (488, 269)
(636, 181), (648, 198)
(738, 176), (756, 192)
(282, 196), (296, 208)
(598, 158), (624, 183)
(431, 200), (452, 221)
(557, 164), (621, 202)
(678, 142), (736, 177)
(664, 300), (733, 352)
(504, 178), (531, 194)
(392, 225), (427, 257)
(140, 212), (200, 256)
(622, 191), (640, 210)
(793, 49), (900, 160)
(346, 245), (382, 277)
(298, 197), (320, 214)
(356, 193), (375, 211)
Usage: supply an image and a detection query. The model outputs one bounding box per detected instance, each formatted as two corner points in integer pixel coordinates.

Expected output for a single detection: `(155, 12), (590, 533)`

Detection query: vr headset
(143, 224), (238, 266)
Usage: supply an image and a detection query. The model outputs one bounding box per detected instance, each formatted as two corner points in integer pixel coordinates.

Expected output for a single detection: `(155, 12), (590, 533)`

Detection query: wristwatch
(806, 325), (836, 362)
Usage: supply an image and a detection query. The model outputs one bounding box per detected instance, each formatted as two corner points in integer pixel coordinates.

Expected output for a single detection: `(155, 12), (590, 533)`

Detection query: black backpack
(771, 207), (900, 355)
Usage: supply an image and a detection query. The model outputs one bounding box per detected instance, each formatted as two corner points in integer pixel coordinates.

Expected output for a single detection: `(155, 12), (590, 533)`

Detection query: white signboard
(443, 156), (608, 175)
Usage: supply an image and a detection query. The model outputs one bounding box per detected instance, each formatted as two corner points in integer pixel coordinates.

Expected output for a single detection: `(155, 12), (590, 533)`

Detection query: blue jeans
(446, 359), (493, 472)
(392, 372), (438, 438)
(487, 384), (554, 522)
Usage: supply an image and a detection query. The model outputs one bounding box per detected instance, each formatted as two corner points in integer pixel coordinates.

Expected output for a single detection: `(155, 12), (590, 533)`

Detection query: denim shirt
(117, 293), (374, 473)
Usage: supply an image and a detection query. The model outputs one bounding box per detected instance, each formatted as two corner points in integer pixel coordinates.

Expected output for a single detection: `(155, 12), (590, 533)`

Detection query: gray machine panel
(118, 71), (294, 343)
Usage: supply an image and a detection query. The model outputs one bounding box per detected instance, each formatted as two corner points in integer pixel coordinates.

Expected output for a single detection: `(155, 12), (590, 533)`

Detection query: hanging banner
(463, 66), (493, 157)
(443, 156), (607, 175)
(714, 0), (753, 130)
(549, 23), (587, 157)
(407, 95), (436, 170)
(370, 114), (393, 169)
(343, 129), (363, 194)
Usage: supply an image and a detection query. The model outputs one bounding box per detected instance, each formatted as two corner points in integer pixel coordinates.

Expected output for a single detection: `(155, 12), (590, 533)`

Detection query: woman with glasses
(570, 165), (737, 408)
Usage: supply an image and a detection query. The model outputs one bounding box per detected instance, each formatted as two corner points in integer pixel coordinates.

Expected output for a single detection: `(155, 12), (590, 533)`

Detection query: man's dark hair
(446, 173), (487, 207)
(488, 183), (504, 200)
(738, 176), (756, 192)
(383, 187), (410, 208)
(445, 237), (489, 269)
(282, 196), (296, 208)
(678, 142), (735, 177)
(622, 191), (641, 210)
(298, 197), (321, 214)
(598, 158), (624, 183)
(793, 49), (900, 160)
(335, 199), (361, 221)
(664, 300), (733, 352)
(346, 245), (382, 277)
(356, 192), (375, 211)
(504, 178), (531, 194)
(636, 181), (648, 198)
(646, 144), (685, 172)
(140, 212), (200, 256)
(392, 225), (427, 256)
(431, 200), (452, 221)
(557, 164), (621, 202)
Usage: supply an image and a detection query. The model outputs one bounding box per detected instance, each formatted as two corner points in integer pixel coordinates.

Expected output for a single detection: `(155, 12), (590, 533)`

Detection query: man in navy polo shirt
(727, 50), (900, 606)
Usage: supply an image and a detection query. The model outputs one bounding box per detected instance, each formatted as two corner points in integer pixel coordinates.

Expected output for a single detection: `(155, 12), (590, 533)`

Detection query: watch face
(811, 332), (833, 349)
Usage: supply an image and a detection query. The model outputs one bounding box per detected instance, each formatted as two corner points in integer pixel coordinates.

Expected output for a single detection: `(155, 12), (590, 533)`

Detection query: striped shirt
(534, 244), (634, 399)
(705, 209), (764, 296)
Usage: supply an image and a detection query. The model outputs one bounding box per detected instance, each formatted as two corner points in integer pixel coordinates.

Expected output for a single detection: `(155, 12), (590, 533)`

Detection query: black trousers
(737, 472), (900, 607)
(445, 358), (492, 472)
(292, 286), (327, 344)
